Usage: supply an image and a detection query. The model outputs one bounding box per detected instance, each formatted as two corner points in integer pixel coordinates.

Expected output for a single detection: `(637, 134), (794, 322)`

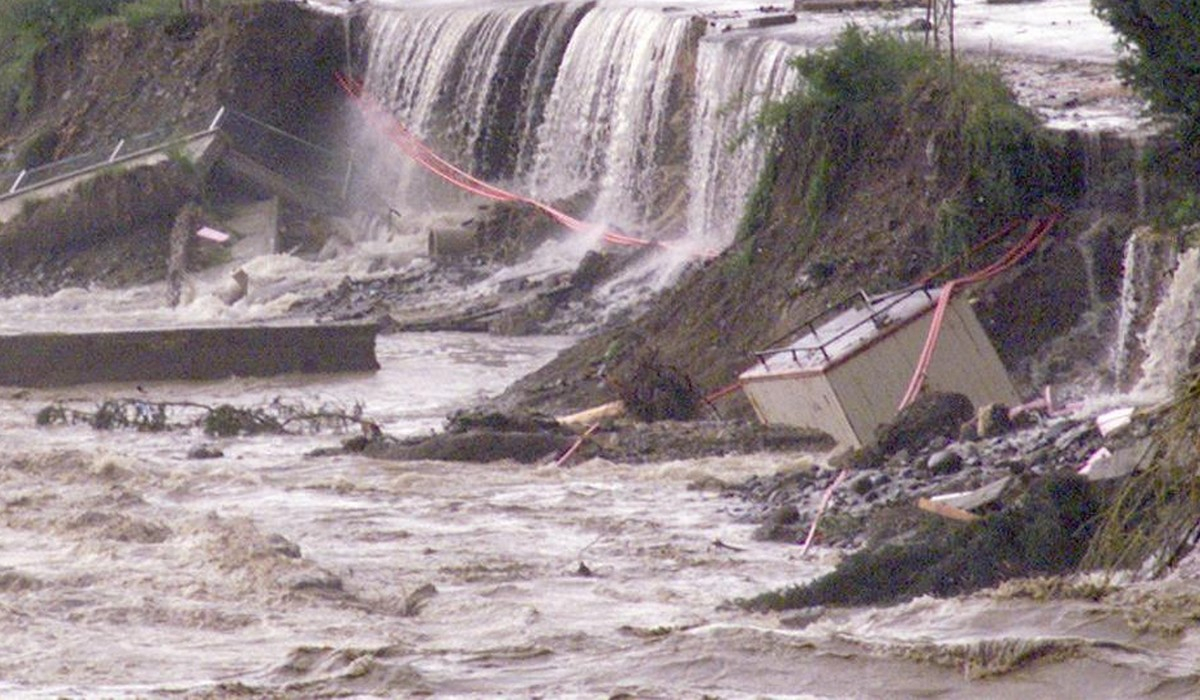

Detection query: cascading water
(687, 34), (797, 248)
(1131, 247), (1200, 401)
(526, 7), (698, 228)
(353, 2), (805, 328)
(361, 4), (584, 209)
(359, 2), (799, 260)
(1111, 233), (1140, 388)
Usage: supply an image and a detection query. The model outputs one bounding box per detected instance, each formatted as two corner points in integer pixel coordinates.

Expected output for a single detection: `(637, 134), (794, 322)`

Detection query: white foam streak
(1110, 234), (1139, 388)
(529, 7), (693, 226)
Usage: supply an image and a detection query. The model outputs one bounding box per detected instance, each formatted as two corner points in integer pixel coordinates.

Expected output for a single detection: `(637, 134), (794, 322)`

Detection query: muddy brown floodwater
(0, 333), (1197, 698)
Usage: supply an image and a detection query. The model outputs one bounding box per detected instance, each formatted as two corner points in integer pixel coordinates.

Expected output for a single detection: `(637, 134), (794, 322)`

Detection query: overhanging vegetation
(1086, 372), (1200, 576)
(739, 26), (1067, 266)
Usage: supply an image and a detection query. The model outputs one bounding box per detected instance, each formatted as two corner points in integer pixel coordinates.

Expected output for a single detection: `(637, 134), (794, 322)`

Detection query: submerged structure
(739, 286), (1018, 448)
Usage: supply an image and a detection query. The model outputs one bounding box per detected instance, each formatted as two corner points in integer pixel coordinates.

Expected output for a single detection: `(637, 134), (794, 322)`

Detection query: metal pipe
(108, 139), (125, 162)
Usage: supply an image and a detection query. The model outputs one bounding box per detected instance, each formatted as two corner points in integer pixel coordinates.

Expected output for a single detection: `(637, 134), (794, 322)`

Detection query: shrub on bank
(739, 26), (1067, 266)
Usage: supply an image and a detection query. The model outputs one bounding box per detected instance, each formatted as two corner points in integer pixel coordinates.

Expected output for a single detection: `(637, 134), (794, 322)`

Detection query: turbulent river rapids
(5, 320), (1197, 698)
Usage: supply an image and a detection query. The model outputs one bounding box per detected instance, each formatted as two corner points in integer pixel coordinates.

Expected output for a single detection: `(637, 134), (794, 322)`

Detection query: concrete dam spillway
(358, 1), (800, 253)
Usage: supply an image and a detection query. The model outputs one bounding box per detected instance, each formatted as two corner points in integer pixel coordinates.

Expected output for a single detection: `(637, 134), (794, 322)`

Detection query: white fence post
(8, 169), (27, 194)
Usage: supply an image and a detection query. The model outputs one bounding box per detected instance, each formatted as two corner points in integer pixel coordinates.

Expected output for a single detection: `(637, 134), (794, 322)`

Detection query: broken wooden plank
(928, 476), (1011, 512)
(557, 401), (626, 427)
(917, 497), (981, 523)
(0, 323), (379, 387)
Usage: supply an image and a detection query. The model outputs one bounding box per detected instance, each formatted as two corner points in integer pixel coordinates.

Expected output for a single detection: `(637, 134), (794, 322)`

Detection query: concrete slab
(0, 323), (379, 387)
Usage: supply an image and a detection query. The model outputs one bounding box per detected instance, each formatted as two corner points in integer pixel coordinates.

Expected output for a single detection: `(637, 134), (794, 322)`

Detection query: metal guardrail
(0, 105), (379, 216)
(753, 284), (937, 368)
(0, 108), (227, 201)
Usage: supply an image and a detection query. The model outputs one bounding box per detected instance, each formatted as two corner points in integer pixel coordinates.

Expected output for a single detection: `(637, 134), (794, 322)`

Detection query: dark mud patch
(363, 431), (577, 465)
(331, 411), (834, 466)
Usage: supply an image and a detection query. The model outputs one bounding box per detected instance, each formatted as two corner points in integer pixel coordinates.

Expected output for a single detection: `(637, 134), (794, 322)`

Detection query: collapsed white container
(739, 286), (1019, 448)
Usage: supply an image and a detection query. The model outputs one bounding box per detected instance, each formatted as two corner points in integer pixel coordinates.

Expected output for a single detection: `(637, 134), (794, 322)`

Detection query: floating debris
(35, 397), (368, 437)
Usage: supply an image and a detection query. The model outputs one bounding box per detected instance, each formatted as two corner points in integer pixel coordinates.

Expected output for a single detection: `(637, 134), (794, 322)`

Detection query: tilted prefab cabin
(739, 286), (1018, 448)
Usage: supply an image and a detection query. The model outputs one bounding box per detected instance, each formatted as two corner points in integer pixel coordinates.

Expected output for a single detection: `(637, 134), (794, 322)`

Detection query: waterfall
(1132, 247), (1200, 401)
(526, 7), (699, 228)
(1111, 233), (1139, 388)
(361, 4), (590, 209)
(357, 2), (800, 257)
(688, 35), (797, 248)
(1075, 130), (1151, 217)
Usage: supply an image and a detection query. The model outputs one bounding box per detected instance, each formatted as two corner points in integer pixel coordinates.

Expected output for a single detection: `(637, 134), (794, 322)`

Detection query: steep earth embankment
(2, 2), (348, 162)
(0, 3), (350, 293)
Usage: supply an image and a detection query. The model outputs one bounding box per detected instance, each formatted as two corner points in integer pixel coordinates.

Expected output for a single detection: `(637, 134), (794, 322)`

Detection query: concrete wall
(0, 323), (378, 388)
(0, 132), (218, 225)
(226, 197), (280, 256)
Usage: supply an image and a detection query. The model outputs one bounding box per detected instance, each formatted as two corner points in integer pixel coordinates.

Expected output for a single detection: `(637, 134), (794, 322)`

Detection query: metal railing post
(8, 169), (27, 194)
(208, 106), (226, 132)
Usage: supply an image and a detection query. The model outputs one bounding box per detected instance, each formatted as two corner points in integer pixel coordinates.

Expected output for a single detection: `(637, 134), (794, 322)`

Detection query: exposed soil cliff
(0, 3), (351, 294)
(2, 2), (347, 162)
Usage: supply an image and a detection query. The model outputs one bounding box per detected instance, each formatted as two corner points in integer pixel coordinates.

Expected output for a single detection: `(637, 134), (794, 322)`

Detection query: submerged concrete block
(0, 323), (379, 387)
(428, 227), (477, 259)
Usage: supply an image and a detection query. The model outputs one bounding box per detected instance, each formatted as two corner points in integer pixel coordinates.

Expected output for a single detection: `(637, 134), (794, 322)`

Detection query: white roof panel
(742, 286), (941, 377)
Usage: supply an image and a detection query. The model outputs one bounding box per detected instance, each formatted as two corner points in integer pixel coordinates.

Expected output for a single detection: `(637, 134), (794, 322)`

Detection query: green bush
(0, 0), (125, 42)
(1093, 0), (1200, 147)
(927, 65), (1059, 229)
(0, 0), (255, 121)
(933, 199), (973, 265)
(738, 26), (1063, 264)
(738, 28), (937, 244)
(791, 25), (934, 110)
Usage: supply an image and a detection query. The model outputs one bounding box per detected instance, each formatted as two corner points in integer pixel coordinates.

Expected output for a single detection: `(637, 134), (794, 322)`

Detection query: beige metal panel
(740, 292), (1018, 450)
(828, 311), (935, 445)
(829, 295), (1019, 445)
(926, 297), (1021, 406)
(741, 372), (859, 447)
